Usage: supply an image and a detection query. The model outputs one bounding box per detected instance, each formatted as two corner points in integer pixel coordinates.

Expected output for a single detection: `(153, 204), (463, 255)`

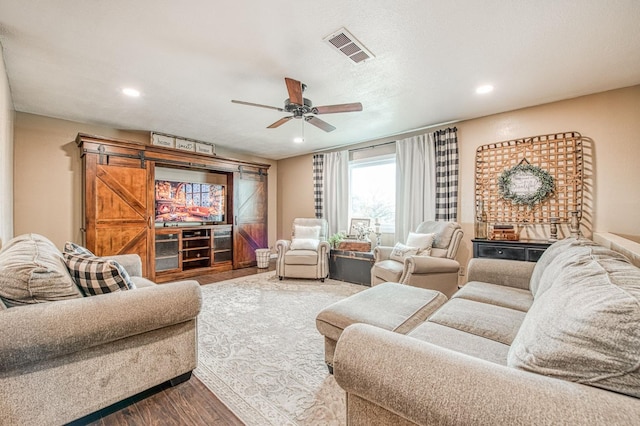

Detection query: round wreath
(498, 163), (555, 206)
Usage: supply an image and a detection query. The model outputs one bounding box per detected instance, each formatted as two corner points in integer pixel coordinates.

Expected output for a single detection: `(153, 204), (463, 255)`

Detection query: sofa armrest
(318, 240), (330, 255)
(373, 246), (394, 262)
(103, 253), (142, 277)
(404, 256), (460, 274)
(334, 324), (640, 425)
(466, 258), (535, 290)
(275, 239), (291, 254)
(0, 280), (202, 371)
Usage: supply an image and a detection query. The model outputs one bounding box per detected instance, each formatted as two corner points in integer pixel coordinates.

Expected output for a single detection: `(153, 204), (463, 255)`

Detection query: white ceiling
(1, 1), (639, 160)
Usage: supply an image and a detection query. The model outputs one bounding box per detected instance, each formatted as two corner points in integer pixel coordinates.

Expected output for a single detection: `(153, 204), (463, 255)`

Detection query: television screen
(155, 180), (225, 223)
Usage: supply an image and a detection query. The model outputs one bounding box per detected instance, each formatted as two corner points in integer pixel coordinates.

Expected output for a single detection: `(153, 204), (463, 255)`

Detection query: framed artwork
(349, 218), (371, 237)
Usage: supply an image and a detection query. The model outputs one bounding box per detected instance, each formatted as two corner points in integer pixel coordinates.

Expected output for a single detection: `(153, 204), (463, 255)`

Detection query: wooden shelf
(154, 225), (234, 282)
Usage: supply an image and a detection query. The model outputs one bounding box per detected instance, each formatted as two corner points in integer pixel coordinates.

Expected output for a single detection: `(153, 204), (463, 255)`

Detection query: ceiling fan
(231, 77), (363, 132)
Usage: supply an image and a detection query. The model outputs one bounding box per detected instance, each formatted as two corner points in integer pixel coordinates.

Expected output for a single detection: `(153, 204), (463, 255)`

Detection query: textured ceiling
(1, 1), (639, 160)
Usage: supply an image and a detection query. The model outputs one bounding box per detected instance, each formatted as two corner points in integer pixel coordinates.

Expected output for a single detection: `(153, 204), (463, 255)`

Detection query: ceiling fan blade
(313, 102), (363, 114)
(305, 116), (336, 132)
(285, 77), (304, 105)
(231, 100), (284, 112)
(267, 116), (294, 129)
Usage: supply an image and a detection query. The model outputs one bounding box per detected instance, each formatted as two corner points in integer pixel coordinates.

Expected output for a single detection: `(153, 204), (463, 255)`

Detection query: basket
(255, 249), (271, 268)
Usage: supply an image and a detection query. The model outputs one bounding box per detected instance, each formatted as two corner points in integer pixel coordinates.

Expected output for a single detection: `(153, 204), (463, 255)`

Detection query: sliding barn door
(83, 152), (152, 276)
(233, 169), (268, 268)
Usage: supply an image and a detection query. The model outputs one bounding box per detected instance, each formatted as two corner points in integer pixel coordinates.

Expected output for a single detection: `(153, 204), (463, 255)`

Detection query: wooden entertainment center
(76, 133), (269, 282)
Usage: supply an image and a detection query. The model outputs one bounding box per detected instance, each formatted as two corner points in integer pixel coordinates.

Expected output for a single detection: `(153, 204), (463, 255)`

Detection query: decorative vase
(569, 211), (581, 238)
(475, 201), (488, 239)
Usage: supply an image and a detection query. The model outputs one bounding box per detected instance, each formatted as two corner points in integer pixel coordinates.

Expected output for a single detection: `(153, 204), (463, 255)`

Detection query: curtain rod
(349, 140), (395, 153)
(313, 119), (459, 154)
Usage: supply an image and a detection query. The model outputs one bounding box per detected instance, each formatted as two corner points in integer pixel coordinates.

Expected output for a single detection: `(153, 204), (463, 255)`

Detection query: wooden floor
(70, 264), (277, 426)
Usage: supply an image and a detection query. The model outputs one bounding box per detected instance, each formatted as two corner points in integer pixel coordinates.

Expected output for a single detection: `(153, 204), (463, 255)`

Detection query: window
(349, 155), (395, 233)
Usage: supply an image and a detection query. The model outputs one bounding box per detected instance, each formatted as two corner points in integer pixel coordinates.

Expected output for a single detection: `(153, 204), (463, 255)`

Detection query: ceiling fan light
(122, 87), (141, 97)
(476, 84), (494, 94)
(293, 137), (304, 143)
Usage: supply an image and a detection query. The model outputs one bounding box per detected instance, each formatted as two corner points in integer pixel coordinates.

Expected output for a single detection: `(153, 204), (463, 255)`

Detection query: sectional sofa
(329, 237), (640, 424)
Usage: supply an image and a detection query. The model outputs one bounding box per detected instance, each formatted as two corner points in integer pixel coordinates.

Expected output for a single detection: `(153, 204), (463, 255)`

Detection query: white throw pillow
(390, 242), (419, 262)
(289, 238), (320, 251)
(294, 225), (321, 240)
(406, 232), (435, 255)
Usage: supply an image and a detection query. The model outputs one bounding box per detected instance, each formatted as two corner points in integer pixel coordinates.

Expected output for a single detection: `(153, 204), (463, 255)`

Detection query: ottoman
(316, 282), (447, 373)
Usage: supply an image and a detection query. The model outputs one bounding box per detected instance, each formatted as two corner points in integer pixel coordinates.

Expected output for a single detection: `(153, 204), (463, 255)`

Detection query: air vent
(323, 27), (374, 64)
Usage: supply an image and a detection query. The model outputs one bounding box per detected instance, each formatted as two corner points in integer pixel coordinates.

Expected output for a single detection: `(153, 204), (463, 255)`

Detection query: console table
(329, 249), (374, 286)
(472, 239), (552, 262)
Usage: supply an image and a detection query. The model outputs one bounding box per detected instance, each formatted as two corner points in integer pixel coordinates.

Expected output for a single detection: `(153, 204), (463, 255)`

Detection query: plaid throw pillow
(63, 241), (94, 256)
(64, 253), (135, 296)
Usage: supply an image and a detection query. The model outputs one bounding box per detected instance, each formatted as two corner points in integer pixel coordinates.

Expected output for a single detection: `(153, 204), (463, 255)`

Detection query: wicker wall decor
(475, 132), (583, 225)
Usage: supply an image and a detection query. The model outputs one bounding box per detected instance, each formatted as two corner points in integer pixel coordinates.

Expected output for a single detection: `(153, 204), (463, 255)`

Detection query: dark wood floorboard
(69, 263), (277, 426)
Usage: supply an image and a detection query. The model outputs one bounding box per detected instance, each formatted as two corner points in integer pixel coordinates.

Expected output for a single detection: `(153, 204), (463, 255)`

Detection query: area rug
(194, 272), (364, 425)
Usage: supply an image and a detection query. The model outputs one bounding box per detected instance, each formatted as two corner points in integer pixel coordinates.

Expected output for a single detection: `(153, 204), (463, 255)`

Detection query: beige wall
(278, 85), (640, 277)
(0, 47), (14, 248)
(13, 113), (277, 250)
(276, 153), (315, 240)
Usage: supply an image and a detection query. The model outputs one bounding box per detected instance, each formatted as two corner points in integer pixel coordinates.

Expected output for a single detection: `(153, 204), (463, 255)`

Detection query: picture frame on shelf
(348, 218), (371, 238)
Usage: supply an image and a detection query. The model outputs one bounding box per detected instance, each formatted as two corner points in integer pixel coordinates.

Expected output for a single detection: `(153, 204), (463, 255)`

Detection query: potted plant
(328, 232), (346, 249)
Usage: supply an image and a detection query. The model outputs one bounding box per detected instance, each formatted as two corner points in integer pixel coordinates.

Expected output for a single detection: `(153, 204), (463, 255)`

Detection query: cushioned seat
(407, 322), (511, 365)
(316, 282), (447, 372)
(428, 298), (526, 346)
(284, 249), (319, 265)
(276, 218), (330, 281)
(454, 281), (534, 312)
(370, 221), (463, 297)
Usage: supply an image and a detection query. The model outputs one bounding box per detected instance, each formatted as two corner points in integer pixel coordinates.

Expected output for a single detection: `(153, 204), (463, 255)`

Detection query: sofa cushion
(371, 259), (404, 282)
(284, 249), (318, 265)
(64, 253), (135, 296)
(390, 242), (419, 262)
(0, 234), (83, 307)
(508, 247), (640, 398)
(294, 225), (320, 240)
(428, 298), (526, 346)
(316, 283), (447, 341)
(63, 241), (94, 256)
(530, 237), (597, 296)
(408, 321), (511, 365)
(406, 232), (435, 255)
(289, 238), (319, 251)
(454, 281), (533, 312)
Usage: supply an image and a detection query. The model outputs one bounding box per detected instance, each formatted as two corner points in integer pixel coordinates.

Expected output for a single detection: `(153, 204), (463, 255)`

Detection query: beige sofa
(0, 234), (202, 425)
(332, 237), (640, 425)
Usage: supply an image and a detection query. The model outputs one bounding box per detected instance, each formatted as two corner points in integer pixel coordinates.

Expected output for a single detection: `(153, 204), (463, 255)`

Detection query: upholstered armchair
(370, 221), (463, 297)
(276, 218), (330, 282)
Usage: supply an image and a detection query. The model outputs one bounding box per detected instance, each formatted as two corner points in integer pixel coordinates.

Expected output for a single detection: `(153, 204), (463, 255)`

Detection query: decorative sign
(498, 163), (555, 206)
(150, 132), (216, 156)
(151, 133), (175, 148)
(175, 138), (196, 152)
(195, 142), (214, 155)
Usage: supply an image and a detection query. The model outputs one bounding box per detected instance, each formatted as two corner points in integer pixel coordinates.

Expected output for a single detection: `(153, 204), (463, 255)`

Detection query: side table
(329, 249), (374, 286)
(472, 239), (552, 262)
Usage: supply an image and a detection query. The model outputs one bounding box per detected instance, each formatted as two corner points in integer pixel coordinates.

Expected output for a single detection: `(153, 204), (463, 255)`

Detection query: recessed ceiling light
(293, 137), (304, 143)
(122, 88), (141, 97)
(476, 85), (494, 94)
